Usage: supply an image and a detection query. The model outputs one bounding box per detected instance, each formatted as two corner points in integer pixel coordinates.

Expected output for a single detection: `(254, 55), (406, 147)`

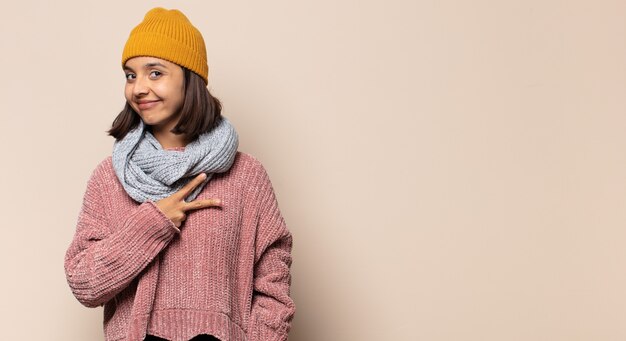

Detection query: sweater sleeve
(248, 164), (295, 341)
(64, 164), (180, 308)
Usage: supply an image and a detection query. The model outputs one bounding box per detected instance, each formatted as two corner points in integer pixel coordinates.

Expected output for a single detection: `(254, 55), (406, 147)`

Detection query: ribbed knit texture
(112, 116), (239, 203)
(122, 7), (209, 84)
(65, 151), (295, 341)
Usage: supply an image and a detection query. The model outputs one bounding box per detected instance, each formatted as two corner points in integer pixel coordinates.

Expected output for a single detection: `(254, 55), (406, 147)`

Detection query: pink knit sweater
(64, 150), (295, 341)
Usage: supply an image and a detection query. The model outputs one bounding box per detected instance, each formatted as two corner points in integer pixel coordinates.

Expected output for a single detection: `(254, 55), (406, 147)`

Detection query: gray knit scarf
(112, 116), (239, 203)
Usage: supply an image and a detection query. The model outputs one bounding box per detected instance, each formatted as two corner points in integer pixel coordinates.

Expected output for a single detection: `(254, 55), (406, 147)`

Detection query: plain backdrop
(1, 0), (625, 340)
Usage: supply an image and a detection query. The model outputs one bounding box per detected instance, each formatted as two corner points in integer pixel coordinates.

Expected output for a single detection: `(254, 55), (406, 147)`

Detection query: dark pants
(144, 334), (219, 341)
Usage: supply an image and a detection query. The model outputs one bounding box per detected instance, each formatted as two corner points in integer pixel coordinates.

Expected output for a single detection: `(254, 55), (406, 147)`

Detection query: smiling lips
(137, 100), (160, 110)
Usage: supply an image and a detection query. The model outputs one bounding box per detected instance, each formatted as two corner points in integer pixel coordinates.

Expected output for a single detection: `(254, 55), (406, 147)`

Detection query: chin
(138, 113), (162, 125)
(142, 120), (165, 128)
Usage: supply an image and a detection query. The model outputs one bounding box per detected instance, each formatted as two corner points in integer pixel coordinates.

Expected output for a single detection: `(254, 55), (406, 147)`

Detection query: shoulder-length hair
(107, 67), (222, 143)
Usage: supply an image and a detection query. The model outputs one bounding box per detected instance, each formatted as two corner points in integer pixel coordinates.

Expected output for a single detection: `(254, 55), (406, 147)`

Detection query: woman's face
(123, 56), (185, 130)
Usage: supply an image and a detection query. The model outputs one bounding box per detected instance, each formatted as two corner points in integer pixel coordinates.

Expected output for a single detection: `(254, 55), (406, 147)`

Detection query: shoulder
(227, 151), (277, 196)
(94, 155), (114, 178)
(233, 150), (262, 167)
(83, 156), (117, 189)
(230, 151), (271, 178)
(88, 152), (273, 188)
(75, 156), (116, 202)
(94, 152), (268, 174)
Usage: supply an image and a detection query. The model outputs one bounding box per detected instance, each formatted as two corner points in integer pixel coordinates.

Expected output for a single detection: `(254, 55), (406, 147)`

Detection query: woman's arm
(248, 164), (296, 341)
(64, 164), (179, 308)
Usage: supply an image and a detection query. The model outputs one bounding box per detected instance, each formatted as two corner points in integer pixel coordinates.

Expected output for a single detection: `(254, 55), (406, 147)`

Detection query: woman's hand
(155, 173), (221, 228)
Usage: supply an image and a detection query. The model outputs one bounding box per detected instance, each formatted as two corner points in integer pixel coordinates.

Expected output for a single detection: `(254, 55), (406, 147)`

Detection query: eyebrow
(123, 62), (168, 71)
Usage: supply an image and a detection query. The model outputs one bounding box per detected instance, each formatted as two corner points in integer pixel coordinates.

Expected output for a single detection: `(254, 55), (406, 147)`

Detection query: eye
(149, 70), (162, 79)
(125, 73), (136, 81)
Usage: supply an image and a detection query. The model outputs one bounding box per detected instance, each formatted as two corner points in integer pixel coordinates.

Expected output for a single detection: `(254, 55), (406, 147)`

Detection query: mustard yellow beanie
(122, 7), (209, 84)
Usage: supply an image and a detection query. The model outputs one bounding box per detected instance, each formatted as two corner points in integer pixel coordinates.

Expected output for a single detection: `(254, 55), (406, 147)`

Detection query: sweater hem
(147, 309), (247, 341)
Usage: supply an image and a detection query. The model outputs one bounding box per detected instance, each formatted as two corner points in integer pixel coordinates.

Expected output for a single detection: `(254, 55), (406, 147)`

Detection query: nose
(132, 76), (150, 97)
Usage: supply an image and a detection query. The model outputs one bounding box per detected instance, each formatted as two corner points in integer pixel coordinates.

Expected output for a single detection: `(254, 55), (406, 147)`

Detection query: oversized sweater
(64, 149), (295, 341)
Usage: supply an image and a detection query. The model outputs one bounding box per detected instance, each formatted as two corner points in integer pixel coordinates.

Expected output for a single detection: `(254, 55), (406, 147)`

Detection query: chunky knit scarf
(112, 116), (239, 203)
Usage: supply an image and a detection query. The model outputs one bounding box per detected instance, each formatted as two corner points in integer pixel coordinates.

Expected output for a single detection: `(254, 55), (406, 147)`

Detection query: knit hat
(122, 7), (209, 84)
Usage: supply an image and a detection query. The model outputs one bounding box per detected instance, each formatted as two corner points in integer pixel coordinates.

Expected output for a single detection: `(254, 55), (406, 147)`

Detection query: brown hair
(107, 67), (222, 142)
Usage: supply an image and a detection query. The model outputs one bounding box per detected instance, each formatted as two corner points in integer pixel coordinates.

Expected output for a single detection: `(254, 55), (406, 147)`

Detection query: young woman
(64, 7), (295, 341)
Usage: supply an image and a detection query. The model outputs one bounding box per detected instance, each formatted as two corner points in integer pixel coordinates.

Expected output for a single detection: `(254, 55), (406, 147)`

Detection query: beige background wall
(1, 0), (625, 340)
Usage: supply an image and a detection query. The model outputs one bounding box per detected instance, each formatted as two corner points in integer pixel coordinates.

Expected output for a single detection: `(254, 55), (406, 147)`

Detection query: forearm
(65, 201), (178, 307)
(245, 160), (296, 339)
(248, 231), (295, 340)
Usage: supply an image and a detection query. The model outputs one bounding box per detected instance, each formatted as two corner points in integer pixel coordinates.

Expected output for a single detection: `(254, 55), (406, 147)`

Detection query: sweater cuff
(256, 324), (288, 341)
(115, 201), (180, 261)
(145, 200), (180, 234)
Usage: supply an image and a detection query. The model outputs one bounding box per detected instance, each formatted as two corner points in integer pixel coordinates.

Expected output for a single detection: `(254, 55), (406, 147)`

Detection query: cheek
(156, 84), (185, 106)
(176, 88), (185, 106)
(124, 85), (133, 101)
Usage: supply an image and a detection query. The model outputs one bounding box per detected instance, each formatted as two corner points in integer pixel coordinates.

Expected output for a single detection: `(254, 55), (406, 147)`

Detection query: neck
(149, 122), (189, 149)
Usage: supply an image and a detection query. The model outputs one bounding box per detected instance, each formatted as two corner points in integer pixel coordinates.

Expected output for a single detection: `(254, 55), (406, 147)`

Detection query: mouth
(137, 100), (161, 110)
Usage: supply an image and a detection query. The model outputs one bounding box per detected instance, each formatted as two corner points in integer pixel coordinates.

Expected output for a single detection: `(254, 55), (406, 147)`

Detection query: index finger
(175, 173), (207, 201)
